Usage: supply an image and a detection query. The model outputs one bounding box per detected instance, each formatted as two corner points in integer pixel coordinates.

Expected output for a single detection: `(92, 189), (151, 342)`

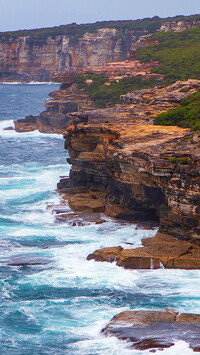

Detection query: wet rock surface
(87, 232), (200, 269)
(4, 254), (50, 266)
(102, 310), (200, 352)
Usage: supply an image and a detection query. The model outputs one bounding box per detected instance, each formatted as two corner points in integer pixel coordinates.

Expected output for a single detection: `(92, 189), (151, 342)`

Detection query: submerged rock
(6, 254), (50, 266)
(102, 310), (200, 352)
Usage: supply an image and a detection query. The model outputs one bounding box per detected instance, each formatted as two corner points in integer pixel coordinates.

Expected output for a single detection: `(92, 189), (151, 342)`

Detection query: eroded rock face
(1, 19), (200, 82)
(0, 30), (128, 82)
(102, 310), (200, 352)
(14, 80), (93, 133)
(59, 80), (200, 244)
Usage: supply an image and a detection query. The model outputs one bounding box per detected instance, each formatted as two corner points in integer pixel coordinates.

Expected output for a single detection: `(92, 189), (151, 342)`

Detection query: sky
(0, 0), (200, 32)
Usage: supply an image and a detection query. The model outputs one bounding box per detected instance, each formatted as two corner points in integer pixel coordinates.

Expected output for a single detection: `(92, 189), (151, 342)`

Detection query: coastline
(9, 76), (200, 352)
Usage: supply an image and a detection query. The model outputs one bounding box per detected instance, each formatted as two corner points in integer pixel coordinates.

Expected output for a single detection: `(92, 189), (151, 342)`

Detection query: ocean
(0, 83), (199, 354)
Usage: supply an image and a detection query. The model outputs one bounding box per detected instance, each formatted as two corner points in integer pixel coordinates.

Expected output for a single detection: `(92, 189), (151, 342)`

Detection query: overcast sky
(0, 0), (200, 32)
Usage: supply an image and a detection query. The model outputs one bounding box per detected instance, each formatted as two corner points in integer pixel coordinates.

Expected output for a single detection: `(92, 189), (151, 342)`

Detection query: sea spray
(0, 84), (200, 354)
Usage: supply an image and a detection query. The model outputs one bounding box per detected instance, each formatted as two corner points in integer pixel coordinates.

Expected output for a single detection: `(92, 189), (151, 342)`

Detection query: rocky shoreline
(57, 79), (200, 243)
(55, 77), (200, 351)
(13, 74), (200, 352)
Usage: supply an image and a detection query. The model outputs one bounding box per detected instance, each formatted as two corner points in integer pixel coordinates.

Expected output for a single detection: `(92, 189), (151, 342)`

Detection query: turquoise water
(0, 83), (199, 355)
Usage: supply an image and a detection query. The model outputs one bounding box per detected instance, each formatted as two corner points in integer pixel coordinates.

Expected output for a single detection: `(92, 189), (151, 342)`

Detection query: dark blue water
(0, 83), (199, 355)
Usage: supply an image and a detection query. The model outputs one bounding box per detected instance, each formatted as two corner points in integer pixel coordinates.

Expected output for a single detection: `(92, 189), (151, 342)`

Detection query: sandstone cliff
(57, 80), (200, 247)
(1, 16), (200, 82)
(0, 29), (128, 82)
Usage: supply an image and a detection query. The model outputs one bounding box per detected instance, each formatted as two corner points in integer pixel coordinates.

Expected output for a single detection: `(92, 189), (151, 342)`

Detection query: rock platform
(102, 309), (200, 352)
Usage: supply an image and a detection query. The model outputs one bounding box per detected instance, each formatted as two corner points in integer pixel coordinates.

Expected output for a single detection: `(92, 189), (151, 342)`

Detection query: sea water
(0, 83), (199, 355)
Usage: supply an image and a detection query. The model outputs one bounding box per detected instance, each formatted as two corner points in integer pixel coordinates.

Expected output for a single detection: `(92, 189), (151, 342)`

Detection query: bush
(75, 73), (157, 108)
(154, 92), (200, 130)
(168, 157), (188, 165)
(137, 25), (200, 84)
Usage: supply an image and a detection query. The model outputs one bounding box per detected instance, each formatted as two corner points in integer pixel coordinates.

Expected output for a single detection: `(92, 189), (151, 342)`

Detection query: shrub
(137, 25), (200, 84)
(154, 92), (200, 131)
(75, 73), (157, 108)
(168, 157), (188, 165)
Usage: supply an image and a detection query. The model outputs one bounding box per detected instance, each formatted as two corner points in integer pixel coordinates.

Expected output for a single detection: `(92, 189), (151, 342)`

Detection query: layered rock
(58, 79), (200, 245)
(1, 17), (200, 82)
(0, 29), (130, 82)
(102, 309), (200, 352)
(14, 72), (93, 133)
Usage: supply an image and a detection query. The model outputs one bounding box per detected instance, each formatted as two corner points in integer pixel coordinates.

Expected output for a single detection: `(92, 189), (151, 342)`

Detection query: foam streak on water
(0, 84), (200, 354)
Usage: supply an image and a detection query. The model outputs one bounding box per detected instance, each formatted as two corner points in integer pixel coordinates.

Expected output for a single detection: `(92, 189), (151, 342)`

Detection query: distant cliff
(0, 15), (200, 82)
(0, 29), (125, 81)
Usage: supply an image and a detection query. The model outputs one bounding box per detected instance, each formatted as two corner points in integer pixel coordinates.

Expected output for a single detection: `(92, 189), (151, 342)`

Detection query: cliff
(1, 15), (200, 82)
(57, 80), (200, 250)
(0, 29), (125, 81)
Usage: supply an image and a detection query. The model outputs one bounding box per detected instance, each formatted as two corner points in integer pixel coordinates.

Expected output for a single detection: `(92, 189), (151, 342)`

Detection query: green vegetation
(168, 157), (188, 165)
(75, 73), (157, 108)
(0, 14), (200, 42)
(137, 25), (200, 83)
(154, 92), (200, 131)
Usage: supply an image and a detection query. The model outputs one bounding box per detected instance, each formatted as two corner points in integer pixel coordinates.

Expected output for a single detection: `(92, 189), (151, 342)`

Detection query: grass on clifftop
(75, 73), (157, 108)
(154, 92), (200, 131)
(137, 26), (200, 84)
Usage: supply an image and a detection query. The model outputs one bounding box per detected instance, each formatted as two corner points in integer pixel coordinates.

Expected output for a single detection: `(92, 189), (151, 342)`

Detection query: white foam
(0, 128), (63, 139)
(156, 341), (195, 354)
(0, 119), (14, 130)
(1, 82), (22, 85)
(0, 119), (63, 139)
(27, 81), (59, 85)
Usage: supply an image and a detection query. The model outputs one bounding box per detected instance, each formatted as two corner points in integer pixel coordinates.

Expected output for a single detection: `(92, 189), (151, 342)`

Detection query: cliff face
(14, 72), (93, 133)
(1, 17), (200, 82)
(58, 80), (200, 244)
(0, 29), (126, 81)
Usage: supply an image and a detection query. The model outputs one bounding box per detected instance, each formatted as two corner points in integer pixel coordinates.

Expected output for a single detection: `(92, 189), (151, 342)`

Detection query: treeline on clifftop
(75, 74), (157, 108)
(137, 25), (200, 83)
(0, 14), (200, 42)
(154, 92), (200, 131)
